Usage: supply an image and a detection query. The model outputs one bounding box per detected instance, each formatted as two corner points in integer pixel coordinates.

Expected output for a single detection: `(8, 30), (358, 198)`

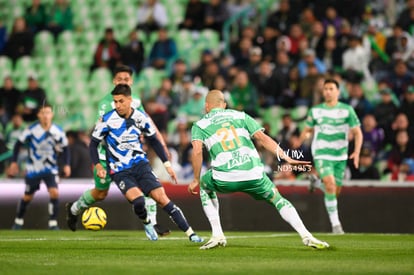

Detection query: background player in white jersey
(66, 65), (170, 236)
(299, 79), (363, 234)
(90, 84), (203, 242)
(188, 89), (329, 250)
(8, 103), (71, 230)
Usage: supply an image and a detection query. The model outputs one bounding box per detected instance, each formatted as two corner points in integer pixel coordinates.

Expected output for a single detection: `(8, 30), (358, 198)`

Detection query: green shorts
(200, 169), (276, 201)
(314, 159), (346, 186)
(93, 159), (112, 191)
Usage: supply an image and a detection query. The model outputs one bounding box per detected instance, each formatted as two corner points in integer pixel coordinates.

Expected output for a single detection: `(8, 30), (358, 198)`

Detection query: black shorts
(111, 161), (162, 196)
(25, 174), (59, 195)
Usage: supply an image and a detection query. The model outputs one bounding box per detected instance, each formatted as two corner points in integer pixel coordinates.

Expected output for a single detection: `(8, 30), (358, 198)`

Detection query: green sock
(72, 189), (96, 215)
(324, 193), (340, 226)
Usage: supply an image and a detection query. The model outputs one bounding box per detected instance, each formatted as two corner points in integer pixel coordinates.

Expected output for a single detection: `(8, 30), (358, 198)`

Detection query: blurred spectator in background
(319, 36), (342, 72)
(266, 0), (298, 35)
(392, 32), (414, 69)
(395, 0), (414, 34)
(297, 48), (326, 78)
(251, 59), (281, 108)
(308, 21), (326, 57)
(387, 129), (414, 180)
(373, 87), (399, 130)
(400, 85), (414, 126)
(177, 86), (207, 124)
(4, 113), (26, 152)
(350, 148), (380, 180)
(361, 114), (385, 160)
(382, 60), (413, 101)
(120, 30), (145, 74)
(232, 37), (253, 67)
(385, 25), (404, 58)
(386, 112), (413, 146)
(193, 49), (215, 80)
(66, 130), (93, 178)
(342, 34), (372, 82)
(204, 0), (229, 34)
(91, 27), (121, 74)
(179, 0), (206, 31)
(46, 0), (73, 39)
(148, 28), (177, 70)
(3, 17), (34, 64)
(229, 70), (259, 117)
(399, 158), (414, 181)
(3, 114), (27, 176)
(0, 76), (21, 128)
(136, 0), (168, 34)
(24, 0), (48, 34)
(17, 74), (47, 122)
(199, 60), (221, 90)
(256, 26), (278, 61)
(300, 7), (317, 38)
(321, 6), (342, 38)
(144, 78), (173, 132)
(343, 81), (373, 120)
(288, 23), (307, 60)
(0, 21), (6, 54)
(244, 46), (262, 78)
(276, 113), (300, 148)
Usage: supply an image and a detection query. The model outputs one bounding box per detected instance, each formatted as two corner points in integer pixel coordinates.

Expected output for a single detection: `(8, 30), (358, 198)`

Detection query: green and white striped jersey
(305, 102), (360, 161)
(191, 108), (264, 182)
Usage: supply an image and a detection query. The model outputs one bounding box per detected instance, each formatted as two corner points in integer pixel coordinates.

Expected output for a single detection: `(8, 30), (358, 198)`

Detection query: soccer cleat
(143, 222), (158, 241)
(199, 236), (227, 250)
(308, 174), (320, 193)
(11, 223), (22, 230)
(189, 233), (204, 243)
(332, 224), (345, 235)
(302, 236), (330, 249)
(154, 224), (171, 237)
(65, 202), (78, 232)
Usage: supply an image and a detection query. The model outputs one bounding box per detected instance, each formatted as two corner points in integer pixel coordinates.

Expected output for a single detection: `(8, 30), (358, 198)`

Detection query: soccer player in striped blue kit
(188, 89), (329, 250)
(89, 84), (203, 242)
(9, 103), (71, 230)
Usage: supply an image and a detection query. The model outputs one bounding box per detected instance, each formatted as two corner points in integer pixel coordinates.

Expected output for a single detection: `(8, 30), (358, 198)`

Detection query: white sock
(145, 196), (157, 225)
(324, 195), (341, 227)
(279, 204), (312, 239)
(200, 189), (224, 237)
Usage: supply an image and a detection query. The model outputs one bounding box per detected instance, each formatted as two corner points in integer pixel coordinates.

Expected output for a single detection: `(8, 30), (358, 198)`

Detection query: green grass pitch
(0, 230), (413, 275)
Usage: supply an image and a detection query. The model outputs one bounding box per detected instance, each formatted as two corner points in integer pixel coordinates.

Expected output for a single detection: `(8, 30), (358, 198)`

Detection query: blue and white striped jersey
(19, 123), (68, 177)
(91, 108), (156, 173)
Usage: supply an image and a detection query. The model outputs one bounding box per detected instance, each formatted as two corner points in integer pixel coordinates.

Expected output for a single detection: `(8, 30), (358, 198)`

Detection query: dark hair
(113, 65), (133, 76)
(324, 78), (339, 89)
(38, 101), (53, 111)
(111, 84), (131, 96)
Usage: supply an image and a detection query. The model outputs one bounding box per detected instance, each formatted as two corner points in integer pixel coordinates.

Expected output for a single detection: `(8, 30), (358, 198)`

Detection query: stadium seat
(0, 56), (13, 79)
(34, 31), (56, 57)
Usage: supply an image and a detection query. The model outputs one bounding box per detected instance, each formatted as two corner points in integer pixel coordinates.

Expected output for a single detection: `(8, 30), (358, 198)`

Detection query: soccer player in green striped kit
(188, 89), (329, 250)
(299, 79), (363, 234)
(66, 65), (172, 236)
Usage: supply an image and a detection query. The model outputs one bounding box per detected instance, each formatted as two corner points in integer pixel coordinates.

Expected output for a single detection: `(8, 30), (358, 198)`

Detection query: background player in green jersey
(66, 65), (173, 236)
(299, 79), (363, 234)
(188, 89), (329, 250)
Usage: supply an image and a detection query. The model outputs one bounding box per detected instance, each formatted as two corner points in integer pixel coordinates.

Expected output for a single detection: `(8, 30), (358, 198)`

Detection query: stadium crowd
(0, 0), (413, 182)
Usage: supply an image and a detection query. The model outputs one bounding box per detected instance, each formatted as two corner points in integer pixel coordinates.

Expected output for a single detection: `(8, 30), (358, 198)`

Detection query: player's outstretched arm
(188, 140), (203, 195)
(253, 130), (311, 166)
(349, 126), (363, 169)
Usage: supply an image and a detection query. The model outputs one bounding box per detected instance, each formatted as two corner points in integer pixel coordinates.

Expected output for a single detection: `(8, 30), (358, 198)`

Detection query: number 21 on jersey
(216, 123), (241, 151)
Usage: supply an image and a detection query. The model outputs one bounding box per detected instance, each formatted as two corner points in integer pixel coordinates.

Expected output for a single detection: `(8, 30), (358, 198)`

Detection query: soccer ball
(82, 207), (107, 231)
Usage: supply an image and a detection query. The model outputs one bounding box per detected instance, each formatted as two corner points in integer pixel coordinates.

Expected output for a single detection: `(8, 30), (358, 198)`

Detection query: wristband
(164, 161), (172, 168)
